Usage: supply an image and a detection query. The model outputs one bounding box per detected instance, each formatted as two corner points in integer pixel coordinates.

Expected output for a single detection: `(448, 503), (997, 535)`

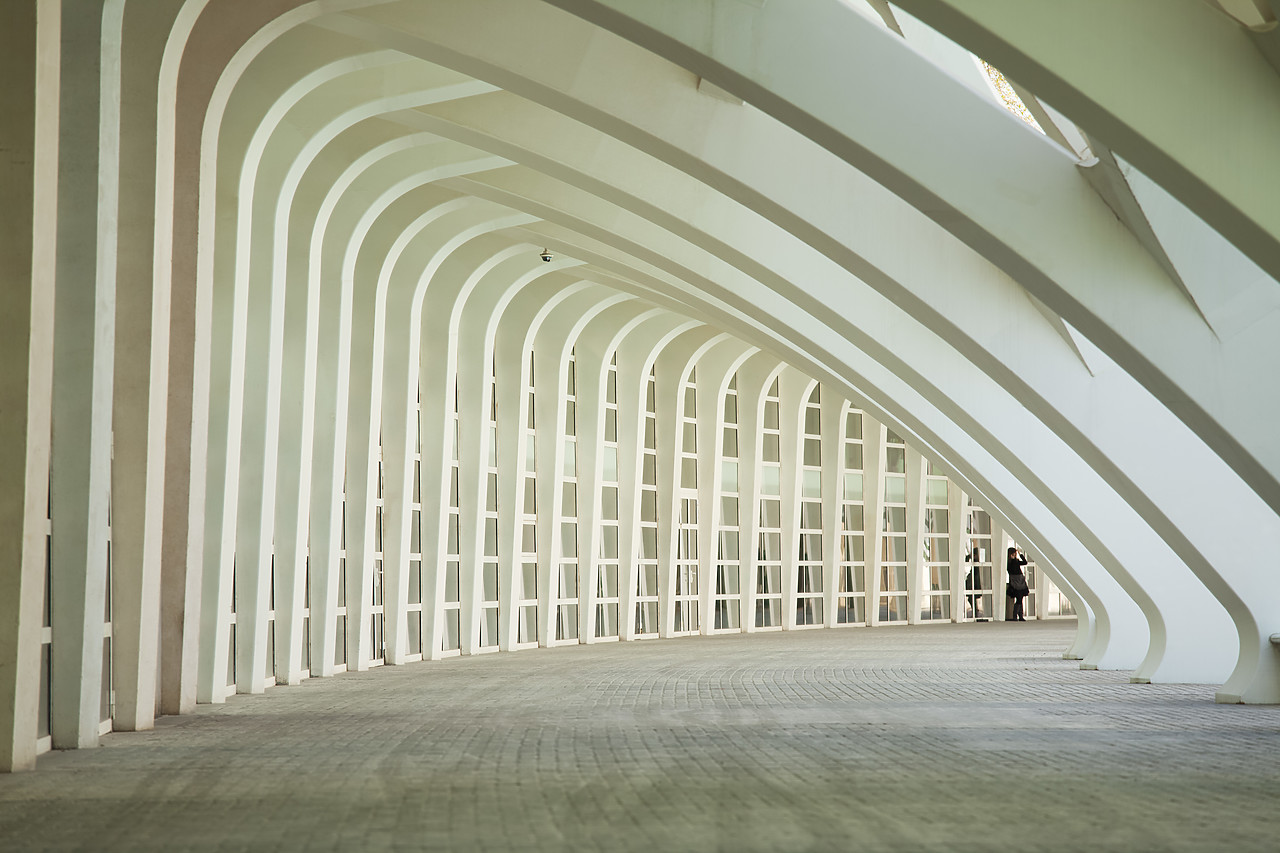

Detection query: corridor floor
(3, 621), (1279, 852)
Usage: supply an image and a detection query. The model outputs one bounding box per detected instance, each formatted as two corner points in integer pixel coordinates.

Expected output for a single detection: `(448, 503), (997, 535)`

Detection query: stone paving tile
(2, 621), (1279, 852)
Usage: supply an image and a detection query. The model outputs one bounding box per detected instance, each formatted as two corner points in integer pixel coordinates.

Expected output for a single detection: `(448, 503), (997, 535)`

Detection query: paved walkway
(3, 621), (1279, 851)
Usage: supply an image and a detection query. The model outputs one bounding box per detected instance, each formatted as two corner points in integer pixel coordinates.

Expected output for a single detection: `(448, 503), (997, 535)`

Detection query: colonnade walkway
(2, 622), (1278, 851)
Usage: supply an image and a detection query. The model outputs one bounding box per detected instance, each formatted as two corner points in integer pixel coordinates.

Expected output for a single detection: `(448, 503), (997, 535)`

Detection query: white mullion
(755, 377), (783, 631)
(796, 386), (823, 629)
(837, 405), (867, 626)
(713, 376), (741, 632)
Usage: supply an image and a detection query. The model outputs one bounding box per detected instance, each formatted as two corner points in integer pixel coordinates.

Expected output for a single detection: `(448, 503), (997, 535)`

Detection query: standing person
(1006, 547), (1029, 621)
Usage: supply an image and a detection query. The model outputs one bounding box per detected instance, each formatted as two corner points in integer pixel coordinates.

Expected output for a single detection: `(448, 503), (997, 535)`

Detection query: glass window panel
(885, 446), (906, 474)
(717, 566), (739, 596)
(639, 565), (659, 596)
(642, 453), (656, 484)
(561, 523), (577, 557)
(557, 604), (579, 640)
(447, 515), (459, 553)
(764, 400), (779, 429)
(564, 401), (576, 435)
(838, 596), (865, 624)
(718, 530), (739, 560)
(841, 534), (865, 563)
(563, 440), (577, 476)
(845, 411), (863, 440)
(800, 501), (822, 530)
(410, 511), (421, 555)
(804, 407), (820, 435)
(927, 479), (949, 506)
(601, 526), (619, 559)
(409, 560), (422, 604)
(644, 417), (655, 449)
(972, 512), (991, 535)
(842, 504), (863, 532)
(484, 518), (498, 557)
(559, 563), (578, 598)
(636, 600), (659, 633)
(445, 561), (460, 602)
(482, 608), (499, 647)
(603, 446), (618, 481)
(881, 535), (907, 563)
(925, 537), (950, 563)
(444, 610), (460, 651)
(681, 457), (698, 489)
(723, 394), (738, 423)
(761, 464), (780, 495)
(483, 563), (498, 601)
(800, 533), (823, 561)
(843, 472), (863, 502)
(721, 496), (738, 525)
(844, 442), (863, 470)
(602, 487), (619, 520)
(722, 428), (738, 458)
(522, 523), (537, 552)
(521, 562), (538, 600)
(761, 499), (781, 528)
(607, 368), (616, 402)
(562, 482), (577, 516)
(486, 473), (498, 512)
(884, 505), (907, 533)
(757, 565), (781, 594)
(488, 426), (498, 467)
(449, 467), (459, 507)
(763, 432), (780, 462)
(641, 527), (657, 559)
(641, 489), (658, 522)
(684, 386), (696, 417)
(926, 508), (949, 534)
(802, 469), (821, 498)
(885, 475), (906, 504)
(605, 408), (617, 442)
(524, 478), (537, 514)
(721, 461), (738, 491)
(525, 434), (536, 472)
(682, 421), (697, 451)
(929, 564), (950, 591)
(681, 499), (698, 525)
(761, 532), (781, 561)
(803, 438), (821, 466)
(600, 565), (619, 597)
(755, 598), (780, 628)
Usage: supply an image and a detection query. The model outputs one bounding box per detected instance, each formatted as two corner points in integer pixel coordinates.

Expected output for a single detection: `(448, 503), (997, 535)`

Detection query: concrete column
(49, 0), (122, 749)
(154, 0), (206, 717)
(0, 0), (59, 773)
(652, 329), (717, 637)
(573, 330), (606, 643)
(776, 371), (809, 631)
(110, 0), (184, 732)
(734, 357), (773, 632)
(692, 339), (744, 635)
(612, 314), (689, 641)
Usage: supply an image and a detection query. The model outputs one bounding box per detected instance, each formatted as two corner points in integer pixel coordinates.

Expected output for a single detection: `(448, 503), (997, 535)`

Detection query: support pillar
(0, 0), (59, 773)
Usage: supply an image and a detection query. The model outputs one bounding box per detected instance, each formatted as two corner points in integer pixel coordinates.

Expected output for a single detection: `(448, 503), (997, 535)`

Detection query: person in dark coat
(1006, 547), (1029, 621)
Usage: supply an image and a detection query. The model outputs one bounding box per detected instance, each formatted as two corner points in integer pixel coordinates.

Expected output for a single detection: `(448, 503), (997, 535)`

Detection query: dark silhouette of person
(1006, 546), (1029, 621)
